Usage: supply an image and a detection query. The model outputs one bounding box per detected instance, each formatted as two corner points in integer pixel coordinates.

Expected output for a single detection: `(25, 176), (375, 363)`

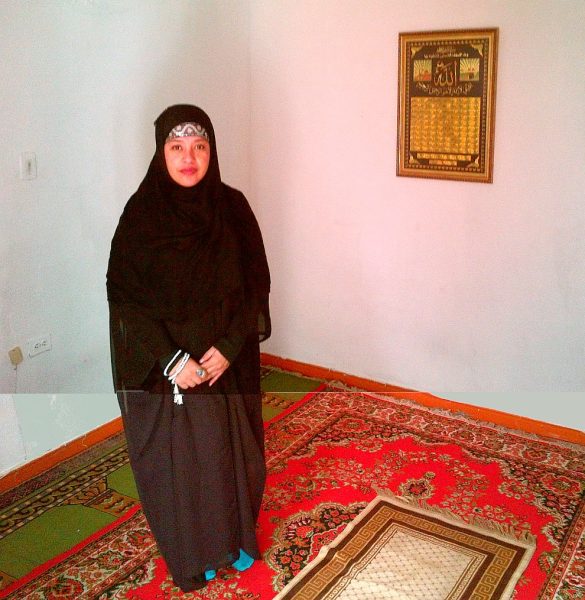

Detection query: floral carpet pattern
(2, 387), (584, 599)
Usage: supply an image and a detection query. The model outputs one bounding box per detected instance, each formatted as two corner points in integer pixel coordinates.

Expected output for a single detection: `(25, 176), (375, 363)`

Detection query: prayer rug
(273, 492), (535, 599)
(1, 386), (584, 599)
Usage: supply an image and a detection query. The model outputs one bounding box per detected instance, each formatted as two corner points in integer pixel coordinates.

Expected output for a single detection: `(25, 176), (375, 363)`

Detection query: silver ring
(196, 368), (206, 378)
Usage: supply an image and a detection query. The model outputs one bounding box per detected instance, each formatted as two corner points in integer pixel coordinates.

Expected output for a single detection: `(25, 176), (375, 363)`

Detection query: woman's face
(163, 136), (211, 187)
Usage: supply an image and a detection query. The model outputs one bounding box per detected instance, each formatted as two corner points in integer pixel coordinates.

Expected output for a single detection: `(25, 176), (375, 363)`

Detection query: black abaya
(117, 338), (265, 591)
(107, 105), (270, 592)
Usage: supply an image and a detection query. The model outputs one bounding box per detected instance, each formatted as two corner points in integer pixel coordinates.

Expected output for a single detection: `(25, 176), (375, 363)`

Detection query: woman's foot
(232, 548), (254, 572)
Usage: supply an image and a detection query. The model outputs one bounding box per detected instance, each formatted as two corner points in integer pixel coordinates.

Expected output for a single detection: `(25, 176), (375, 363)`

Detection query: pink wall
(249, 1), (585, 426)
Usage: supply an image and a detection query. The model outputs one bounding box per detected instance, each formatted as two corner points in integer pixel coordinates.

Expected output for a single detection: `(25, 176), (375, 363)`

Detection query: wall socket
(28, 334), (52, 357)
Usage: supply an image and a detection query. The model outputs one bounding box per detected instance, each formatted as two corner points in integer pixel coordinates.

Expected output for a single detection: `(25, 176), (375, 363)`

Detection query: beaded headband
(166, 122), (209, 142)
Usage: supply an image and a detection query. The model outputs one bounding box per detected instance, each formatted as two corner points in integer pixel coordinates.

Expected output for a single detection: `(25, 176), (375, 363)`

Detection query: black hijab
(107, 104), (270, 341)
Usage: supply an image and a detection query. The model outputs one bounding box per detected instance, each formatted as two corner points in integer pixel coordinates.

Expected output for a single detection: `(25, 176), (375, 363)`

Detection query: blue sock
(232, 548), (254, 572)
(205, 569), (216, 581)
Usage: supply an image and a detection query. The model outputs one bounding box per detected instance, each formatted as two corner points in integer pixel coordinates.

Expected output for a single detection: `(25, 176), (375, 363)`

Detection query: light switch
(20, 152), (37, 180)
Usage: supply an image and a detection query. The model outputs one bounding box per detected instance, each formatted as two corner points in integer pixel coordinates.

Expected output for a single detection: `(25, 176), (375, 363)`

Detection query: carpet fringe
(326, 383), (585, 451)
(373, 486), (537, 546)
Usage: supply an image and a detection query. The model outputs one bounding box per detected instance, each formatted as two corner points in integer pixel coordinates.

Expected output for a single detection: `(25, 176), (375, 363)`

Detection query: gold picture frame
(397, 28), (498, 183)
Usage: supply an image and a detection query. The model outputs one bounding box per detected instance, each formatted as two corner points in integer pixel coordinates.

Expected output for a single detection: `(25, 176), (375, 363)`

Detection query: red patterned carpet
(4, 386), (584, 599)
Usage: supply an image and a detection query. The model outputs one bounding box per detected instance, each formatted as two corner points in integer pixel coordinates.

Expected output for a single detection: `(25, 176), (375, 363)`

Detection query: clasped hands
(170, 346), (229, 389)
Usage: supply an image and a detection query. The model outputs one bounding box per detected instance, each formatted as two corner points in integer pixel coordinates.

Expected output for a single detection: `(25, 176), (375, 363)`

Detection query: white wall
(0, 396), (26, 475)
(0, 0), (251, 471)
(1, 1), (583, 477)
(0, 0), (251, 395)
(250, 1), (585, 429)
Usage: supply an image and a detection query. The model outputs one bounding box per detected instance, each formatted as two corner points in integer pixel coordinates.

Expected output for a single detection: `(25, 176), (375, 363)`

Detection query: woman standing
(106, 104), (270, 592)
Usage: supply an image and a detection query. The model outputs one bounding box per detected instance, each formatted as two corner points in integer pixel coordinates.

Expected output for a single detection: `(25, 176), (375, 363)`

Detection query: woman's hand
(170, 357), (208, 389)
(169, 347), (229, 389)
(199, 346), (230, 386)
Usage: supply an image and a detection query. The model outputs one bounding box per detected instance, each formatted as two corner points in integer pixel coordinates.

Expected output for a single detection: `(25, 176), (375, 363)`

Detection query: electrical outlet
(28, 334), (52, 357)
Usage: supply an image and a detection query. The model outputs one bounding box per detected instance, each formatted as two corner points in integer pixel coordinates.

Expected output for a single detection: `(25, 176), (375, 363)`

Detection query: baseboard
(261, 353), (585, 446)
(2, 356), (582, 495)
(0, 416), (124, 494)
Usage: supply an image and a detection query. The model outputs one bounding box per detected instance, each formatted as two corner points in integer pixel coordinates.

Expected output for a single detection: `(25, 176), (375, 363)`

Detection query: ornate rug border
(327, 383), (585, 453)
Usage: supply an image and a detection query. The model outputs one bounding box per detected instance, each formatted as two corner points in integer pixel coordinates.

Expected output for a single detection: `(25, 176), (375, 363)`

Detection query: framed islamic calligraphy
(397, 28), (498, 183)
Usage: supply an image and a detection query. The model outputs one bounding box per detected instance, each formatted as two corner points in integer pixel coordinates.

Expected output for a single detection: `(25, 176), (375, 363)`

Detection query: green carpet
(0, 366), (323, 588)
(107, 464), (139, 499)
(0, 506), (115, 578)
